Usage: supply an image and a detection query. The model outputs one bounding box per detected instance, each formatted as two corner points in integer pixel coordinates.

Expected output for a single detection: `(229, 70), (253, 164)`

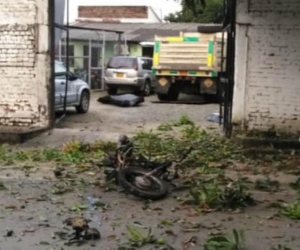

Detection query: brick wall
(78, 6), (148, 19)
(0, 0), (51, 128)
(232, 0), (300, 133)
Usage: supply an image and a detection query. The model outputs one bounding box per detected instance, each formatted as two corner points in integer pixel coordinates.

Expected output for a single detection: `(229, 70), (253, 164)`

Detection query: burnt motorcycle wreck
(102, 135), (193, 200)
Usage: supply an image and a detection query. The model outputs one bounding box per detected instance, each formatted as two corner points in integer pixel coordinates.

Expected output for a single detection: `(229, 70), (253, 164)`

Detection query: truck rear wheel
(157, 93), (169, 101)
(157, 88), (179, 101)
(169, 90), (179, 101)
(205, 94), (219, 103)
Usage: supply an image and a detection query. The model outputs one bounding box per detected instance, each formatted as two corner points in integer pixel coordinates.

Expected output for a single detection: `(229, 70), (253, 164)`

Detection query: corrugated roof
(61, 21), (217, 42)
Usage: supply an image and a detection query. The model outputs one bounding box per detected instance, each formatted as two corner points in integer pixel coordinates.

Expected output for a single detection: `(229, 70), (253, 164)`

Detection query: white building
(75, 5), (162, 23)
(0, 0), (52, 131)
(232, 0), (300, 133)
(65, 0), (181, 24)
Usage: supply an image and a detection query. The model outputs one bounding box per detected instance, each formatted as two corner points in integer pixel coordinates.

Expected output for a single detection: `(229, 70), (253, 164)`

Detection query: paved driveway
(23, 92), (220, 148)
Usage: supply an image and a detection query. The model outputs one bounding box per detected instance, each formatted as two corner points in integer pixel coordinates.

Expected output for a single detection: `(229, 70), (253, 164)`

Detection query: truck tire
(157, 93), (169, 101)
(157, 88), (179, 101)
(205, 94), (219, 103)
(170, 89), (179, 101)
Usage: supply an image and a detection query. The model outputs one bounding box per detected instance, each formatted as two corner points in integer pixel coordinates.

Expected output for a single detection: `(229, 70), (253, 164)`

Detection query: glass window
(55, 61), (67, 80)
(83, 46), (101, 68)
(91, 47), (101, 68)
(61, 44), (75, 67)
(148, 59), (153, 69)
(107, 57), (137, 69)
(55, 61), (66, 74)
(141, 59), (152, 70)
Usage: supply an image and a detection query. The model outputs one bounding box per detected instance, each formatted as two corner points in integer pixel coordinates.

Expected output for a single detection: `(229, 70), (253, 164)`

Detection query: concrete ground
(1, 92), (300, 249)
(21, 92), (219, 148)
(0, 162), (299, 250)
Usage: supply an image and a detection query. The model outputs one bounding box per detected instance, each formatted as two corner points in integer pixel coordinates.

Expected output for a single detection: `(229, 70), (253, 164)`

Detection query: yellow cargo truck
(152, 32), (226, 102)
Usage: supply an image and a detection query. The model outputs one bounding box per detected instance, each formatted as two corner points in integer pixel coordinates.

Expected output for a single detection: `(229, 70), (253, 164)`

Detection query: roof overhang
(197, 24), (223, 34)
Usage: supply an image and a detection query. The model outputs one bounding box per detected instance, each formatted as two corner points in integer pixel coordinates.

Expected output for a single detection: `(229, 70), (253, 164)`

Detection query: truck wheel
(169, 89), (179, 101)
(205, 94), (220, 103)
(157, 93), (169, 101)
(157, 89), (179, 101)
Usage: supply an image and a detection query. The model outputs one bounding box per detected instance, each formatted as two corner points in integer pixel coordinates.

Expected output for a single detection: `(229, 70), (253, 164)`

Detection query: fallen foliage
(281, 202), (300, 220)
(204, 229), (246, 250)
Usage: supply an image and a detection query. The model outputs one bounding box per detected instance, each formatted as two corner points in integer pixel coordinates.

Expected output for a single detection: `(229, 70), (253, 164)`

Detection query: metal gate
(57, 32), (106, 90)
(219, 0), (236, 137)
(53, 0), (124, 124)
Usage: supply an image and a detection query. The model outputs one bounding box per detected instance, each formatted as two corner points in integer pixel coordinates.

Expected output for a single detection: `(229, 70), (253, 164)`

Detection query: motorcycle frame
(115, 140), (193, 178)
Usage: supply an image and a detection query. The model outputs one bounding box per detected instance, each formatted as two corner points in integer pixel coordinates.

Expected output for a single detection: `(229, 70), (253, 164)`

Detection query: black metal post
(63, 0), (69, 115)
(218, 0), (227, 126)
(49, 0), (55, 128)
(223, 0), (236, 138)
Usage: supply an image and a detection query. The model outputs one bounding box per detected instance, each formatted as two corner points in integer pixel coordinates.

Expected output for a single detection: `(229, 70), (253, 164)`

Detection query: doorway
(142, 47), (154, 57)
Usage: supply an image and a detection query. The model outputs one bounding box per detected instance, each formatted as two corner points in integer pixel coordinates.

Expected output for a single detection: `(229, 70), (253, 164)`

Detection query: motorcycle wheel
(118, 168), (169, 200)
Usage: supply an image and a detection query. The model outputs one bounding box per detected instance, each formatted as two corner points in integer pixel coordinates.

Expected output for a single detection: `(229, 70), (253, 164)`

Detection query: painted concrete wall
(0, 0), (51, 128)
(129, 43), (143, 57)
(232, 0), (300, 133)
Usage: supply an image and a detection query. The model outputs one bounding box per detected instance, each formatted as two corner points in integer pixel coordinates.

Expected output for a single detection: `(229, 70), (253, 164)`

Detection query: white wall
(0, 0), (51, 128)
(232, 0), (300, 133)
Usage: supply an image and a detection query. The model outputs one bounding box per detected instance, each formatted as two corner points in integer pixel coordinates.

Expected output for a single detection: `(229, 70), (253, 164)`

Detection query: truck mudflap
(156, 76), (170, 94)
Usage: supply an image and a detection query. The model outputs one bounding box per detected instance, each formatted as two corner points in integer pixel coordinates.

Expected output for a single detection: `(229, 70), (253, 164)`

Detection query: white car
(55, 61), (90, 113)
(104, 56), (155, 96)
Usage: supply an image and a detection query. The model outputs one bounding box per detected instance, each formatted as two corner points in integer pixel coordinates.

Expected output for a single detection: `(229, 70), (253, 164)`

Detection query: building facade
(77, 5), (162, 23)
(232, 0), (300, 133)
(0, 0), (52, 129)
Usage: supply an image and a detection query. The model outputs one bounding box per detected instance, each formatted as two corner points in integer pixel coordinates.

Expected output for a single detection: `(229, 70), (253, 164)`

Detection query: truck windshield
(107, 57), (137, 69)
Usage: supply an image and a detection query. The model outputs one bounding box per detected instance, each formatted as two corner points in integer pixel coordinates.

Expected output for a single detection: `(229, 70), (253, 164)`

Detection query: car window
(55, 61), (66, 74)
(107, 57), (137, 69)
(55, 74), (67, 80)
(141, 59), (152, 70)
(141, 59), (146, 70)
(148, 59), (153, 69)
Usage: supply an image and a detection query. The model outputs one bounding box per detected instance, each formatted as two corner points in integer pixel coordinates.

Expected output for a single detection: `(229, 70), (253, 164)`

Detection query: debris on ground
(63, 216), (100, 245)
(281, 202), (300, 219)
(206, 112), (222, 123)
(254, 176), (280, 192)
(204, 229), (245, 250)
(98, 94), (144, 107)
(0, 115), (300, 249)
(6, 230), (14, 237)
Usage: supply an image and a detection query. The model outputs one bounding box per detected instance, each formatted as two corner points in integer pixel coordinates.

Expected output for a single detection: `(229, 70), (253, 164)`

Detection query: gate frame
(220, 0), (236, 138)
(53, 0), (124, 124)
(58, 35), (106, 89)
(196, 0), (236, 138)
